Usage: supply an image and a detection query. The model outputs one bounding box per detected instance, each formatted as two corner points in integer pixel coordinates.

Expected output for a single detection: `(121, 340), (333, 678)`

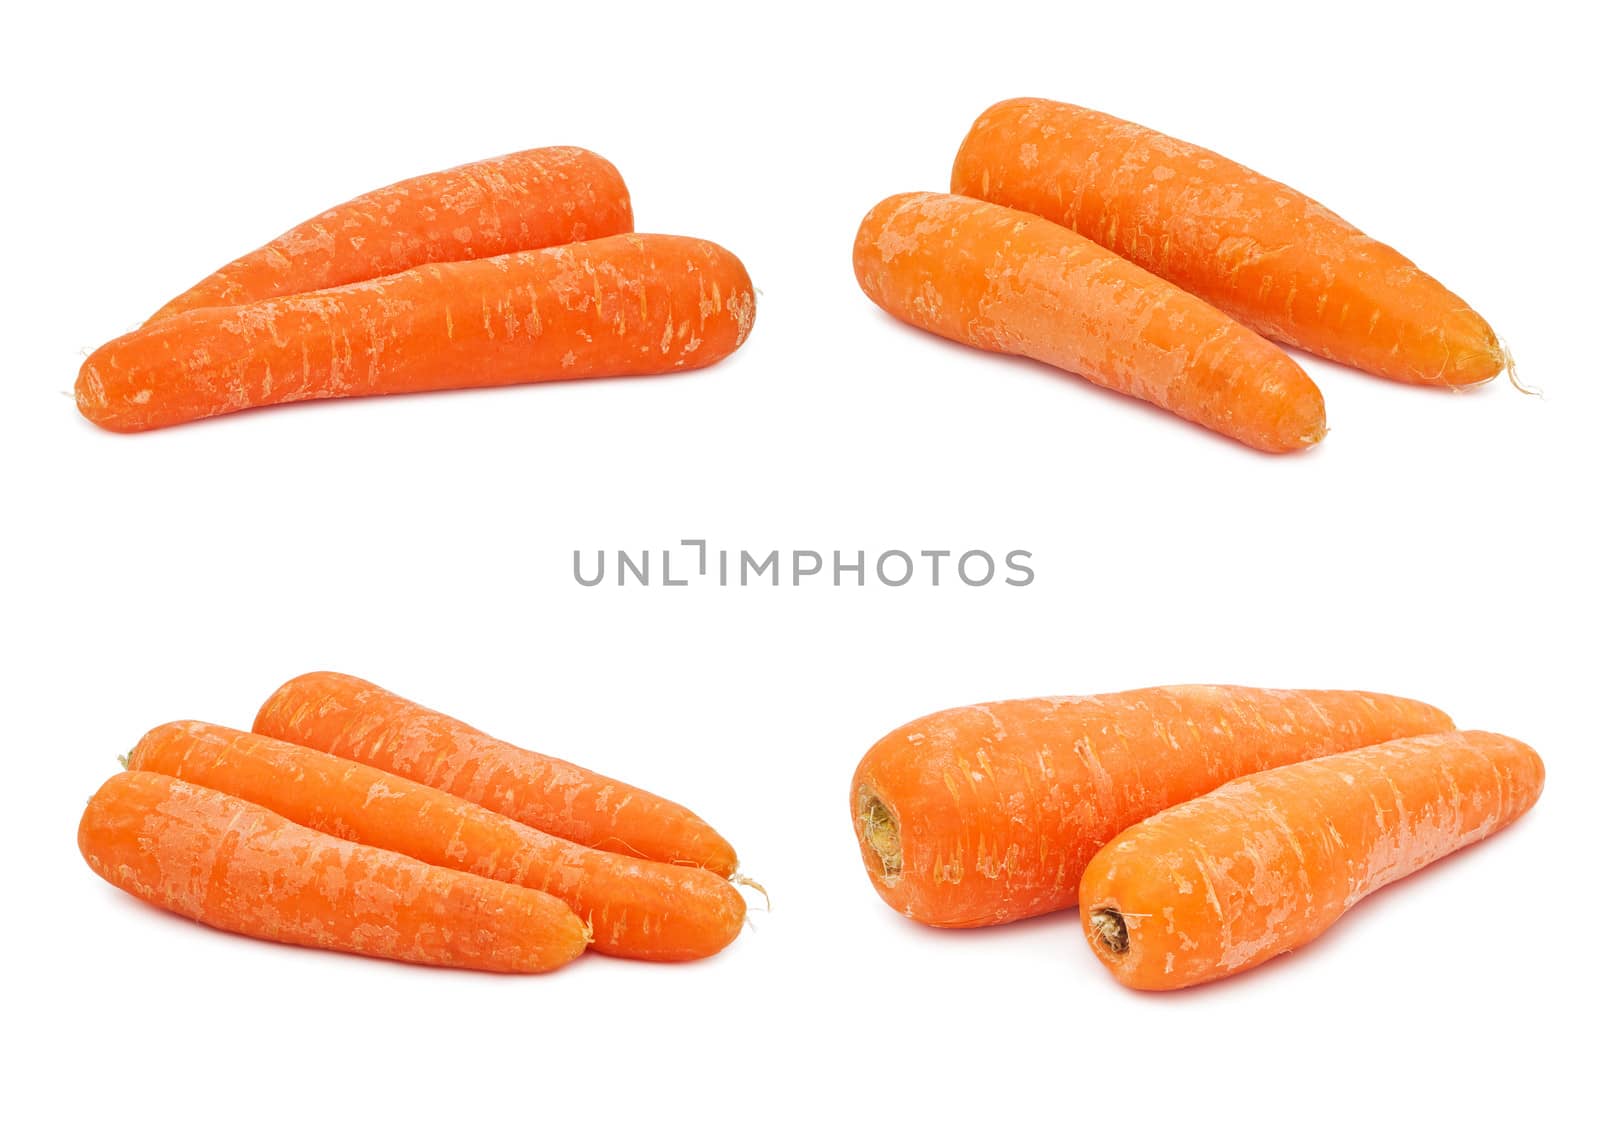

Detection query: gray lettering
(920, 549), (950, 585)
(877, 550), (913, 587)
(742, 550), (779, 586)
(958, 550), (995, 586)
(573, 550), (605, 587)
(1005, 550), (1035, 587)
(618, 549), (649, 586)
(793, 550), (823, 585)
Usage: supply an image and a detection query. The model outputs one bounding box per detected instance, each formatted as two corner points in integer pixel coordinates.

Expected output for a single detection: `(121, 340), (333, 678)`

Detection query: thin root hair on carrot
(731, 874), (772, 912)
(1502, 345), (1541, 397)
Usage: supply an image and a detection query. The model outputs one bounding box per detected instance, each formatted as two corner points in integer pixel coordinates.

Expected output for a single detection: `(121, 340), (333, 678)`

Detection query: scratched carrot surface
(851, 685), (1455, 927)
(255, 672), (739, 876)
(952, 99), (1507, 386)
(149, 146), (633, 321)
(79, 771), (589, 972)
(77, 233), (755, 431)
(130, 721), (747, 961)
(853, 191), (1326, 452)
(1080, 730), (1544, 990)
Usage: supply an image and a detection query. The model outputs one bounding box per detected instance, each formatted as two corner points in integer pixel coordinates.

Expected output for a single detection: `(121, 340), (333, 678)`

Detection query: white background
(4, 1), (1593, 1122)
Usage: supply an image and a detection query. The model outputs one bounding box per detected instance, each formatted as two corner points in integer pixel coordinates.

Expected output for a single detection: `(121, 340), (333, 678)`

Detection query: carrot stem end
(858, 791), (903, 883)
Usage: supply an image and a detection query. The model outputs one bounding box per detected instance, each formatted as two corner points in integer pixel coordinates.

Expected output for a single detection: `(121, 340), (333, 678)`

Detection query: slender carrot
(129, 721), (746, 961)
(952, 99), (1507, 387)
(149, 146), (633, 322)
(79, 771), (589, 972)
(77, 233), (755, 432)
(853, 191), (1325, 452)
(850, 685), (1455, 927)
(1080, 730), (1544, 990)
(254, 672), (739, 877)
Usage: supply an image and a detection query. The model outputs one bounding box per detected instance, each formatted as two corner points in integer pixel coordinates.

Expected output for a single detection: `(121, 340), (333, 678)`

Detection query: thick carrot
(1080, 730), (1544, 990)
(78, 232), (755, 432)
(129, 721), (746, 961)
(149, 146), (633, 322)
(850, 685), (1455, 927)
(254, 672), (739, 877)
(79, 771), (589, 972)
(952, 99), (1507, 387)
(853, 192), (1325, 452)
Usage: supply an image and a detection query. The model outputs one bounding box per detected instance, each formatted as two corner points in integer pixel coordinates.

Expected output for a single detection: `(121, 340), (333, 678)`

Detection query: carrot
(129, 721), (746, 961)
(853, 192), (1325, 453)
(952, 99), (1508, 387)
(77, 233), (755, 432)
(1080, 730), (1544, 990)
(148, 146), (633, 322)
(79, 770), (588, 972)
(850, 685), (1455, 927)
(254, 672), (739, 877)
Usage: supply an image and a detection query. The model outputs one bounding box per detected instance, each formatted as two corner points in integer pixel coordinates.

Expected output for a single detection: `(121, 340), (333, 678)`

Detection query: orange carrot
(254, 672), (739, 877)
(952, 99), (1508, 387)
(149, 146), (633, 322)
(129, 721), (746, 961)
(79, 771), (589, 972)
(1080, 730), (1544, 990)
(853, 191), (1325, 452)
(77, 233), (755, 432)
(851, 685), (1455, 927)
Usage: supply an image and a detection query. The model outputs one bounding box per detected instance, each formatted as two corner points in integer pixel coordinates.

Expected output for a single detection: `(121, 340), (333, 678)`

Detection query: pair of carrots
(850, 685), (1542, 990)
(854, 99), (1513, 452)
(76, 147), (756, 432)
(79, 672), (750, 972)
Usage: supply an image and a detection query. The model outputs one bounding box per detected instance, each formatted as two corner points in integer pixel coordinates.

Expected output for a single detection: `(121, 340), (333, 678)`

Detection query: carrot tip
(857, 790), (903, 884)
(731, 874), (772, 912)
(1501, 344), (1542, 398)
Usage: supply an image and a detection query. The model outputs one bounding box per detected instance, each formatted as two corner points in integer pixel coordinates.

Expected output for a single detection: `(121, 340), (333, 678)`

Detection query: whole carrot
(79, 771), (589, 972)
(853, 192), (1325, 452)
(952, 99), (1508, 387)
(130, 721), (746, 961)
(254, 672), (739, 877)
(1080, 730), (1544, 990)
(850, 685), (1455, 927)
(78, 233), (755, 432)
(149, 146), (633, 322)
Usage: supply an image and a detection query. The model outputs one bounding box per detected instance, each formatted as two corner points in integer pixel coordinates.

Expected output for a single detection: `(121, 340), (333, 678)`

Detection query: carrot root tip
(731, 874), (772, 912)
(1088, 908), (1130, 956)
(1501, 344), (1541, 398)
(857, 791), (903, 883)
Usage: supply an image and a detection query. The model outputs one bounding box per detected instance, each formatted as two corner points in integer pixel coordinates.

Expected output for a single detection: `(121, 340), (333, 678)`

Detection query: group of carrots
(75, 147), (755, 431)
(82, 674), (1544, 988)
(78, 672), (752, 971)
(75, 99), (1542, 988)
(854, 98), (1518, 451)
(76, 98), (1515, 451)
(850, 684), (1543, 989)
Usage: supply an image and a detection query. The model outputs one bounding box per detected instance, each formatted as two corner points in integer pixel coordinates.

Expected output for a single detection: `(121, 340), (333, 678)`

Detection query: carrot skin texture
(254, 672), (739, 877)
(853, 192), (1325, 453)
(952, 99), (1505, 387)
(129, 722), (746, 961)
(1080, 731), (1544, 990)
(149, 146), (634, 321)
(850, 685), (1455, 927)
(79, 771), (589, 972)
(77, 233), (756, 432)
